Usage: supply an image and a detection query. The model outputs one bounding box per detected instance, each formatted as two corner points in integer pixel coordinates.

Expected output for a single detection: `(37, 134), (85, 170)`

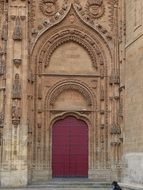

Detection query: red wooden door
(52, 116), (88, 177)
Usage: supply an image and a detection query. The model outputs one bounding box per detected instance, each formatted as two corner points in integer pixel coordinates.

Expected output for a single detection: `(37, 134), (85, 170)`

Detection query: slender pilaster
(1, 0), (29, 187)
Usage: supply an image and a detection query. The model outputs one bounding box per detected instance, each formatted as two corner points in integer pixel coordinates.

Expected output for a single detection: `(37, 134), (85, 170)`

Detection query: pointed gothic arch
(29, 2), (119, 183)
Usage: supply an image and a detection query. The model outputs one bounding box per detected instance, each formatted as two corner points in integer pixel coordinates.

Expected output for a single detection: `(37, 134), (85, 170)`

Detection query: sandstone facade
(0, 0), (142, 189)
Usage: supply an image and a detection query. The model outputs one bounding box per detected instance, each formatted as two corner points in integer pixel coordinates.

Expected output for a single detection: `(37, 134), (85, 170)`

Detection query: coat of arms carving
(39, 0), (59, 16)
(86, 0), (104, 19)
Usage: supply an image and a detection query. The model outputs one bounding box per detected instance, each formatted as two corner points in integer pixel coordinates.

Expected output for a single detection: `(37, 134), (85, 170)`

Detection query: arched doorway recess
(52, 116), (88, 178)
(29, 3), (122, 183)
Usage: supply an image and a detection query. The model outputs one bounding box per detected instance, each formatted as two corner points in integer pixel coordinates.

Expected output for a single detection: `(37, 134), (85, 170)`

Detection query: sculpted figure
(11, 101), (21, 125)
(12, 74), (21, 99)
(86, 0), (104, 19)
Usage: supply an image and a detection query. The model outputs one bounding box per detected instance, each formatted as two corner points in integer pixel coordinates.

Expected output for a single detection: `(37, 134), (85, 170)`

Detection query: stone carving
(38, 84), (42, 99)
(12, 74), (21, 100)
(49, 82), (92, 106)
(0, 48), (5, 75)
(13, 59), (22, 68)
(100, 85), (104, 101)
(0, 0), (4, 19)
(119, 97), (123, 117)
(11, 102), (21, 125)
(100, 66), (104, 78)
(0, 112), (4, 127)
(38, 29), (102, 70)
(85, 0), (104, 19)
(39, 0), (59, 16)
(110, 123), (121, 135)
(13, 16), (23, 40)
(28, 70), (35, 83)
(110, 69), (120, 85)
(111, 141), (121, 146)
(1, 20), (8, 41)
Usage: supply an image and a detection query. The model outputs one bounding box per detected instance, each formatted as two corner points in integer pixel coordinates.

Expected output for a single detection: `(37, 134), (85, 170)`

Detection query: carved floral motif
(39, 0), (59, 16)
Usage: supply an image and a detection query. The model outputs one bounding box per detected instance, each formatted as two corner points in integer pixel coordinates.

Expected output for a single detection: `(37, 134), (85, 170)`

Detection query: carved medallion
(86, 0), (104, 19)
(39, 0), (59, 16)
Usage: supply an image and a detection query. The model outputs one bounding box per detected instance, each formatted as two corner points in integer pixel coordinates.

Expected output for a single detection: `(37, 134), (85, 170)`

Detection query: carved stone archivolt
(85, 0), (104, 19)
(39, 0), (59, 16)
(29, 1), (121, 182)
(38, 28), (105, 72)
(46, 80), (94, 107)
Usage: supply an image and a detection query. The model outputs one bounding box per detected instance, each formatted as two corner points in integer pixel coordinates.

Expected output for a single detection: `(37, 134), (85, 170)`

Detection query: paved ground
(0, 188), (110, 190)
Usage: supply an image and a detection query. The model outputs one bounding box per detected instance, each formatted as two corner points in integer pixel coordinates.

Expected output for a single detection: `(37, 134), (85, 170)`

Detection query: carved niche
(13, 16), (23, 41)
(85, 0), (104, 19)
(39, 0), (59, 16)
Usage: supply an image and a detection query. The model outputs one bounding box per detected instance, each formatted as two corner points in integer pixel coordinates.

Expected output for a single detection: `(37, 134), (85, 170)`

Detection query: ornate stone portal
(0, 0), (123, 187)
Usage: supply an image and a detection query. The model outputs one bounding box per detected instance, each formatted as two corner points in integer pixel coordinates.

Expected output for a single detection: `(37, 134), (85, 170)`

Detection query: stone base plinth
(88, 168), (121, 182)
(1, 170), (28, 187)
(120, 183), (143, 190)
(122, 153), (143, 185)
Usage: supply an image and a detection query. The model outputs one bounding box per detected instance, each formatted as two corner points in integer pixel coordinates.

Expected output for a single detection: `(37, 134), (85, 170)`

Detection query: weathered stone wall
(0, 0), (29, 187)
(122, 0), (143, 186)
(0, 0), (122, 187)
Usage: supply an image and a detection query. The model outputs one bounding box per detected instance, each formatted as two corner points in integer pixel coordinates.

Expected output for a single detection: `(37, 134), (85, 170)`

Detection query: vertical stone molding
(1, 0), (28, 188)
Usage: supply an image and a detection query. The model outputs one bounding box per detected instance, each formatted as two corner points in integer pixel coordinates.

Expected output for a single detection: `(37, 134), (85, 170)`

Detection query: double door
(52, 116), (88, 177)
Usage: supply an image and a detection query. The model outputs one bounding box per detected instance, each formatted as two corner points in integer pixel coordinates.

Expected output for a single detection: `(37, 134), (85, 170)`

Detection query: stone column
(1, 0), (29, 187)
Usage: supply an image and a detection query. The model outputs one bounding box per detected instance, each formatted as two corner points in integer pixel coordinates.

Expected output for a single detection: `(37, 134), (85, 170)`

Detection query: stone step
(29, 179), (111, 189)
